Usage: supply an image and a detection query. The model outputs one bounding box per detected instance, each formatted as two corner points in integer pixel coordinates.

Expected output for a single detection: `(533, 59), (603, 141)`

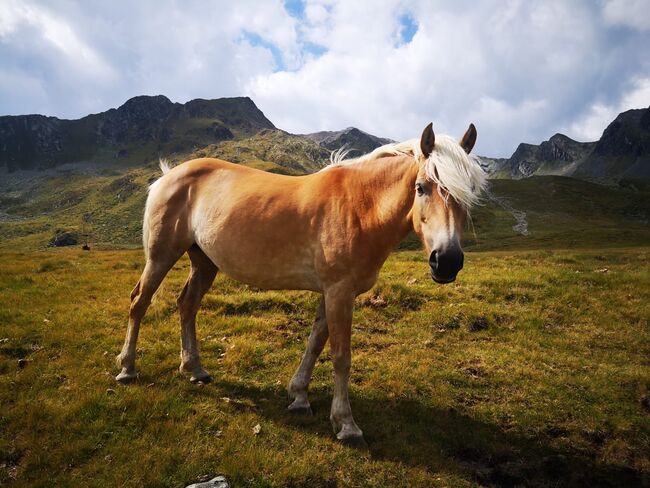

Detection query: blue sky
(1, 0), (649, 156)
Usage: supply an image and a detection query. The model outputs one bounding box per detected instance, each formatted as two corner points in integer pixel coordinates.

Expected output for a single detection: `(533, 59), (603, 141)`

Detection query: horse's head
(411, 122), (485, 284)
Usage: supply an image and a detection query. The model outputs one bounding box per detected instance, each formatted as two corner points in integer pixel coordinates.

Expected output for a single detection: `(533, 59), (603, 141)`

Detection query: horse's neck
(354, 155), (418, 241)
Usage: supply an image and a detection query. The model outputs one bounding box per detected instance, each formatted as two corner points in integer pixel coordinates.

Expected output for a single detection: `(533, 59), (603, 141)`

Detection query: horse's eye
(415, 183), (424, 196)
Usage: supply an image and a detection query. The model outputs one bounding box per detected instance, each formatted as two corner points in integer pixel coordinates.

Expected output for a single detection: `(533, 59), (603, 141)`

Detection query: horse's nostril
(429, 250), (438, 268)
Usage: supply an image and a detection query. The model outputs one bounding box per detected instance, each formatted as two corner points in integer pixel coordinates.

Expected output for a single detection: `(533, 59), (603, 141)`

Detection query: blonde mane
(323, 135), (487, 209)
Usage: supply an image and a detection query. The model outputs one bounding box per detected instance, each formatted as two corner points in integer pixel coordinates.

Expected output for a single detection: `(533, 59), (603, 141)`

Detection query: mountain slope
(0, 96), (275, 171)
(191, 128), (329, 175)
(302, 127), (392, 156)
(468, 176), (650, 250)
(574, 107), (650, 181)
(1, 166), (648, 250)
(481, 134), (595, 179)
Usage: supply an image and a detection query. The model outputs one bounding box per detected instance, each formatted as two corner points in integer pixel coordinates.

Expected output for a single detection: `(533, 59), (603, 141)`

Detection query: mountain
(481, 134), (596, 179)
(481, 106), (650, 183)
(302, 127), (393, 156)
(574, 107), (650, 181)
(0, 95), (275, 171)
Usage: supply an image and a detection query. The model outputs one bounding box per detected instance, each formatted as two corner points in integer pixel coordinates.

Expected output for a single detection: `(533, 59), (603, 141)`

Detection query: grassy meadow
(1, 246), (649, 486)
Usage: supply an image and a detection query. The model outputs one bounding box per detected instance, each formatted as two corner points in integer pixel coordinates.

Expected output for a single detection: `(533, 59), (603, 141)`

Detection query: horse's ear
(420, 122), (435, 158)
(460, 123), (477, 154)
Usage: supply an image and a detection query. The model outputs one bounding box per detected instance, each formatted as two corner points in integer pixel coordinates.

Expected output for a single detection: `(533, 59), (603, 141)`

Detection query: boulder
(49, 230), (78, 247)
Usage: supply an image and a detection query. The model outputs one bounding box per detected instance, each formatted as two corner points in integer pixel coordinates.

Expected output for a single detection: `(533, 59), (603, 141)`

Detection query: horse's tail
(159, 158), (172, 174)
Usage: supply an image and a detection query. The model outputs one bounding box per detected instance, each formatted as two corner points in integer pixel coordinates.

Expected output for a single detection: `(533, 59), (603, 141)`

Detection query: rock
(106, 388), (116, 395)
(186, 475), (229, 488)
(18, 358), (27, 368)
(252, 423), (261, 435)
(49, 230), (78, 247)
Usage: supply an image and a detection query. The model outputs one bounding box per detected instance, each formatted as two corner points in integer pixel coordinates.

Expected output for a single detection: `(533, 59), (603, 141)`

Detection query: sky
(1, 0), (649, 157)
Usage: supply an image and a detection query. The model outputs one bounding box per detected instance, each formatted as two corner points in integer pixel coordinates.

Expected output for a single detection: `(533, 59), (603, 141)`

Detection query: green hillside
(1, 165), (648, 251)
(466, 176), (650, 250)
(191, 129), (329, 175)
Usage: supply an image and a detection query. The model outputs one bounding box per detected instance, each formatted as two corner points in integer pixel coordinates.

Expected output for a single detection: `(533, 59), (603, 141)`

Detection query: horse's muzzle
(429, 247), (464, 284)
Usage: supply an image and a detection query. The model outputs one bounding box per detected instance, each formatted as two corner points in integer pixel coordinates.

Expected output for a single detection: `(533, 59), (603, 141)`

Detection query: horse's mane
(322, 135), (487, 209)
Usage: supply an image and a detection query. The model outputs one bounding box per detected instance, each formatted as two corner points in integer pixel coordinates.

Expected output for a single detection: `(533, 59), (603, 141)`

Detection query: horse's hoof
(115, 370), (137, 384)
(339, 435), (368, 449)
(190, 373), (213, 384)
(288, 404), (313, 416)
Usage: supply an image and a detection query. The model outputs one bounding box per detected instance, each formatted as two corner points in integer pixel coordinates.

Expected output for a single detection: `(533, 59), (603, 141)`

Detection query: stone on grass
(49, 230), (79, 247)
(186, 475), (229, 488)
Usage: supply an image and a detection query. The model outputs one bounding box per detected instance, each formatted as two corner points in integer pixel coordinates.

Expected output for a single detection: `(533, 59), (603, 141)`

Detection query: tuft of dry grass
(0, 247), (649, 486)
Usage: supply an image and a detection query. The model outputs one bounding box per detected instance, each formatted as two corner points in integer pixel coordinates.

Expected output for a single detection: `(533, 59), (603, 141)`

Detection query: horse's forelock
(421, 135), (487, 210)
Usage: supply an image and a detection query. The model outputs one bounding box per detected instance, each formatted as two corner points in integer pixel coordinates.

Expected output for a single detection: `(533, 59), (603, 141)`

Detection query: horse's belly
(197, 238), (321, 291)
(222, 266), (320, 291)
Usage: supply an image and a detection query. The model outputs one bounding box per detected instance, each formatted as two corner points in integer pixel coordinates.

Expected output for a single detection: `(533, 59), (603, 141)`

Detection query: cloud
(0, 0), (649, 156)
(602, 0), (650, 31)
(0, 0), (296, 116)
(0, 0), (115, 80)
(249, 0), (646, 156)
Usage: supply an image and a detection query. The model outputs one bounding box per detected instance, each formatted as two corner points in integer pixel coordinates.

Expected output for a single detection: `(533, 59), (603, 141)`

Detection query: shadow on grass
(188, 379), (645, 488)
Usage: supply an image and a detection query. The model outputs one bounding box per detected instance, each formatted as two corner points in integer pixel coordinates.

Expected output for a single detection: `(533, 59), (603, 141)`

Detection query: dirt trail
(488, 194), (529, 236)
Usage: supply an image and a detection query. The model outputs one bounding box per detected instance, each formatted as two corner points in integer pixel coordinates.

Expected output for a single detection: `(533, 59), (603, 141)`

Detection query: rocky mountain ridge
(0, 95), (275, 171)
(480, 107), (650, 182)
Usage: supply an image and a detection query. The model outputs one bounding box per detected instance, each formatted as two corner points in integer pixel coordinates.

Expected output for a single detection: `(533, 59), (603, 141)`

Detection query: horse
(115, 122), (487, 446)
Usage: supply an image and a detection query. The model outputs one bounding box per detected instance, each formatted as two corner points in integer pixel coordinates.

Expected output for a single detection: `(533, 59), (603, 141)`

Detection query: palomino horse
(116, 123), (486, 446)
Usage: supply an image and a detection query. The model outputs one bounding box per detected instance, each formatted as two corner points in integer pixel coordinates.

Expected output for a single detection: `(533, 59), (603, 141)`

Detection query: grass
(1, 246), (649, 486)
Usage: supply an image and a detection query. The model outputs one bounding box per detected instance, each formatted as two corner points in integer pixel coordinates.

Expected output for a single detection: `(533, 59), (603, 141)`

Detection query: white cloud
(568, 77), (650, 141)
(249, 0), (622, 156)
(0, 0), (115, 80)
(0, 0), (649, 156)
(602, 0), (650, 31)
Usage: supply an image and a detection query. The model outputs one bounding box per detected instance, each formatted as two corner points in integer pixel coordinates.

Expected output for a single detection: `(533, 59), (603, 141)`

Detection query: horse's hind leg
(178, 244), (218, 383)
(116, 256), (176, 383)
(288, 297), (328, 414)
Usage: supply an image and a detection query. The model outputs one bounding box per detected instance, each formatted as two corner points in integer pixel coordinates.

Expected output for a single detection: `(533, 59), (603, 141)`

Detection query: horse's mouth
(430, 271), (457, 284)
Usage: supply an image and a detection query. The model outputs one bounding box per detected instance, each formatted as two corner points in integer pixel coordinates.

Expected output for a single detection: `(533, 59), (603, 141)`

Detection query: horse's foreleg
(288, 297), (328, 414)
(178, 245), (218, 383)
(324, 285), (365, 446)
(116, 258), (174, 383)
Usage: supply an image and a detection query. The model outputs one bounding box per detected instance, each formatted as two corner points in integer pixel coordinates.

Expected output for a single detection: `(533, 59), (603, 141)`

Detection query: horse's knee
(129, 293), (150, 321)
(176, 283), (190, 309)
(130, 280), (141, 301)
